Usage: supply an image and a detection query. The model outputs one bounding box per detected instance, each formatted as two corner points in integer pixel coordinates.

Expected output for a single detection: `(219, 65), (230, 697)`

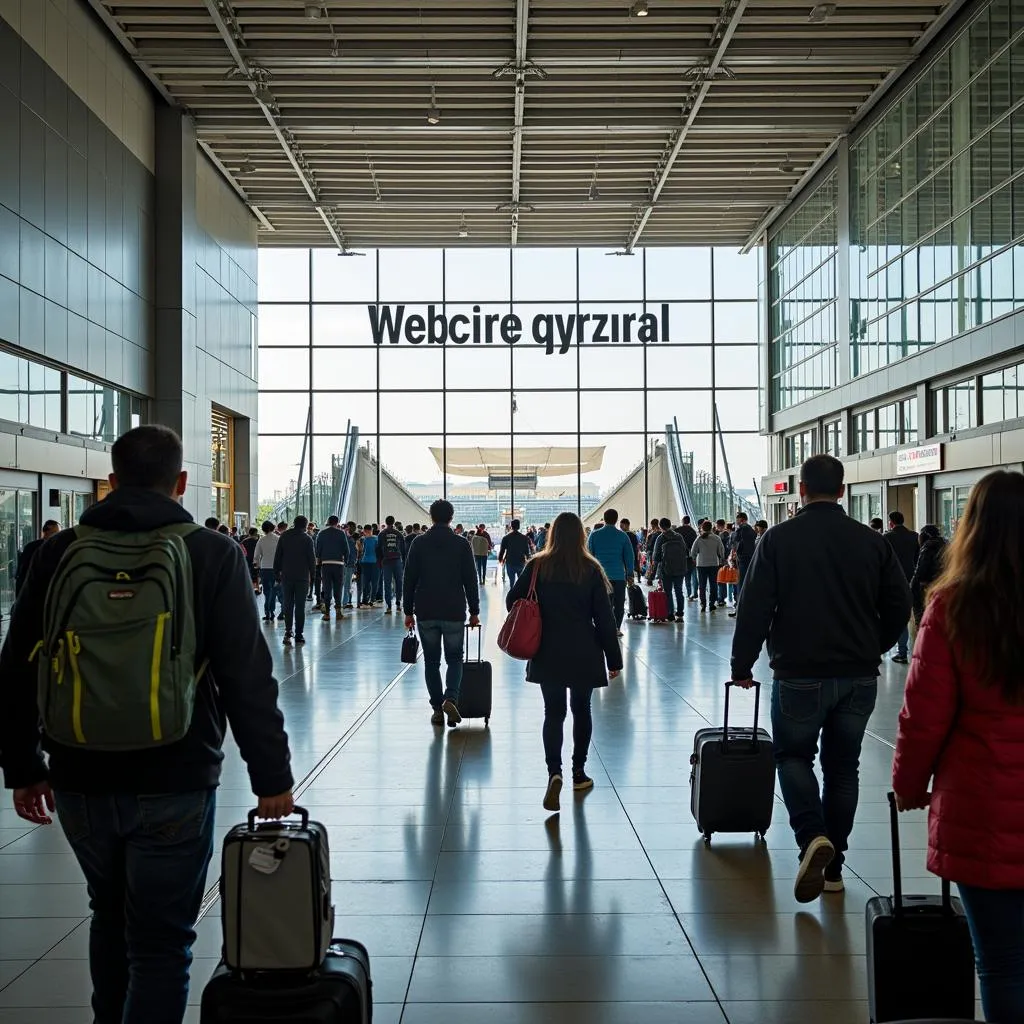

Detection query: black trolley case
(458, 623), (492, 725)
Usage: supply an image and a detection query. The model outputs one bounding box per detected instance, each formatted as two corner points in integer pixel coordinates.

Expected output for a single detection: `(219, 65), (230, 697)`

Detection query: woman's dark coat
(911, 537), (947, 624)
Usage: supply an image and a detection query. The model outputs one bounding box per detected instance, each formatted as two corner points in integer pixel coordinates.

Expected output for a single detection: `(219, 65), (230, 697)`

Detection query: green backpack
(34, 523), (206, 751)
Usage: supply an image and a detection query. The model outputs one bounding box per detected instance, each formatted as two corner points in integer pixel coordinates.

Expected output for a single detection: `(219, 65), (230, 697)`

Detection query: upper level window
(933, 378), (977, 434)
(981, 362), (1023, 425)
(0, 351), (62, 432)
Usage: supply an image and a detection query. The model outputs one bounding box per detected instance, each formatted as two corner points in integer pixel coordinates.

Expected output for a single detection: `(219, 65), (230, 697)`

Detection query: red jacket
(893, 594), (1024, 889)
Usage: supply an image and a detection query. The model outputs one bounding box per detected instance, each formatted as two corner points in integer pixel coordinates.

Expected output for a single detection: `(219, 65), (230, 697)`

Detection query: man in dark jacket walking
(730, 455), (911, 904)
(378, 514), (406, 614)
(652, 517), (688, 621)
(404, 500), (481, 727)
(0, 425), (293, 1024)
(274, 515), (316, 645)
(14, 519), (60, 594)
(728, 511), (758, 617)
(315, 515), (349, 622)
(884, 510), (919, 663)
(677, 516), (698, 600)
(498, 518), (530, 589)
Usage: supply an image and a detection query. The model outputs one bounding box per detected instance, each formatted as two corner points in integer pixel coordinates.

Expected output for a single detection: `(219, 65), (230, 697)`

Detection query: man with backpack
(0, 425), (293, 1024)
(652, 517), (688, 622)
(378, 514), (406, 614)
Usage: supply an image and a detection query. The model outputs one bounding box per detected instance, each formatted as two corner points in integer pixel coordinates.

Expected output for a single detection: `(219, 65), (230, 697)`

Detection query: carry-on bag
(200, 939), (372, 1023)
(689, 681), (775, 843)
(400, 630), (419, 664)
(865, 793), (975, 1022)
(497, 564), (542, 659)
(647, 586), (670, 622)
(221, 808), (333, 973)
(459, 623), (492, 725)
(626, 583), (647, 620)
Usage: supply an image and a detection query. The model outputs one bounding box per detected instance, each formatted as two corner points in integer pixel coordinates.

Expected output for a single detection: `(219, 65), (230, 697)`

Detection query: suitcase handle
(888, 791), (951, 915)
(723, 680), (761, 751)
(464, 622), (482, 663)
(247, 805), (309, 830)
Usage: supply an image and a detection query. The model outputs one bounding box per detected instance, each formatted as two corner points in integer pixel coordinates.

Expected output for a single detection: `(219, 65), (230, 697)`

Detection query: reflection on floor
(0, 586), (937, 1023)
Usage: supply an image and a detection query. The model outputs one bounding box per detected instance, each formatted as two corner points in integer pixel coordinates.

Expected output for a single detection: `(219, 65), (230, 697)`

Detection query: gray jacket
(690, 534), (725, 568)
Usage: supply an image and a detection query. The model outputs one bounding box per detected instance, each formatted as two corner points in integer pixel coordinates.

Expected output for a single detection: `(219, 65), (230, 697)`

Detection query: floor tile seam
(271, 618), (381, 686)
(587, 742), (731, 1022)
(617, 637), (719, 725)
(0, 828), (39, 851)
(195, 657), (418, 922)
(0, 918), (88, 995)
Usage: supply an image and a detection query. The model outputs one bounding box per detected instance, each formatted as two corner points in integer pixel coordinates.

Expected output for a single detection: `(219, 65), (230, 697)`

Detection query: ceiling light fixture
(253, 82), (276, 107)
(237, 157), (255, 175)
(778, 156), (795, 174)
(588, 182), (600, 201)
(629, 0), (650, 17)
(808, 3), (836, 23)
(303, 2), (322, 19)
(427, 83), (441, 125)
(457, 213), (469, 238)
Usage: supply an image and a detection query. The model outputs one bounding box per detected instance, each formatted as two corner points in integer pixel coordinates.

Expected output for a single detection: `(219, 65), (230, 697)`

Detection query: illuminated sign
(772, 480), (790, 495)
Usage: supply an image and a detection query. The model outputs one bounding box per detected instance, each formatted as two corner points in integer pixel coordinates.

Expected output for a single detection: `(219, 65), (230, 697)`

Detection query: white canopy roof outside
(430, 447), (605, 479)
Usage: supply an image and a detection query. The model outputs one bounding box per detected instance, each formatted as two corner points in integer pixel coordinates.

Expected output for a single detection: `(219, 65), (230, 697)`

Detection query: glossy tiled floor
(0, 585), (933, 1023)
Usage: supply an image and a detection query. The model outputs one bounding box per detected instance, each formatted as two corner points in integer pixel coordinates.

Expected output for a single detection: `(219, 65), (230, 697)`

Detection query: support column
(836, 136), (852, 387)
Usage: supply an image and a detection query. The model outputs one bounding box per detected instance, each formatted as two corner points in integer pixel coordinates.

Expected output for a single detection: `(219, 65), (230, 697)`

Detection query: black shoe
(892, 654), (908, 664)
(295, 635), (305, 644)
(572, 769), (594, 792)
(728, 611), (737, 617)
(277, 613), (285, 621)
(543, 773), (563, 812)
(430, 709), (444, 727)
(283, 633), (292, 647)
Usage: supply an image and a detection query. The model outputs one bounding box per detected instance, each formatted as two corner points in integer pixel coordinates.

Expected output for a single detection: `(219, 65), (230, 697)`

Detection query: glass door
(0, 488), (36, 620)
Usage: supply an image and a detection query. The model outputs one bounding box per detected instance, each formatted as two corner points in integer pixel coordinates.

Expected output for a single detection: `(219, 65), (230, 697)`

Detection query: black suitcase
(200, 939), (372, 1023)
(865, 793), (975, 1022)
(459, 624), (492, 725)
(689, 681), (775, 843)
(627, 583), (647, 619)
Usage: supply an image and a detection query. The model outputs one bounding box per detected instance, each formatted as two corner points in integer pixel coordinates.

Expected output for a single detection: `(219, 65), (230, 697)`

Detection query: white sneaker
(823, 878), (845, 894)
(794, 836), (835, 903)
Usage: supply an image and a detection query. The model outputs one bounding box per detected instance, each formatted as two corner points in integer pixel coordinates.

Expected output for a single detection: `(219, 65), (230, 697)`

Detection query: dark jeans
(736, 556), (752, 596)
(381, 559), (403, 608)
(475, 555), (489, 584)
(54, 789), (216, 1024)
(661, 574), (685, 617)
(320, 564), (344, 612)
(418, 619), (465, 707)
(342, 565), (354, 606)
(685, 565), (697, 598)
(281, 578), (308, 635)
(259, 569), (277, 618)
(506, 562), (525, 589)
(771, 676), (877, 872)
(610, 579), (626, 628)
(697, 565), (717, 607)
(958, 883), (1024, 1024)
(358, 562), (379, 605)
(896, 622), (910, 658)
(540, 682), (594, 775)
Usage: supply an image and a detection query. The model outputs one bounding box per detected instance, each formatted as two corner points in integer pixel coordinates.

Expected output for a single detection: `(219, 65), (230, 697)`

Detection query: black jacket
(403, 524), (480, 621)
(730, 501), (912, 681)
(678, 524), (698, 561)
(378, 527), (406, 563)
(652, 530), (687, 578)
(274, 527), (316, 582)
(498, 530), (530, 567)
(885, 524), (920, 581)
(910, 537), (947, 623)
(14, 538), (44, 595)
(315, 526), (350, 563)
(0, 487), (293, 797)
(732, 522), (757, 560)
(506, 563), (622, 687)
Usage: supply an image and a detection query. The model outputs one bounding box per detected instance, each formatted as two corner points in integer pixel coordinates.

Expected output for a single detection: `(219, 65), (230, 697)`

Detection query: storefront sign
(896, 443), (943, 476)
(366, 303), (670, 355)
(772, 480), (790, 495)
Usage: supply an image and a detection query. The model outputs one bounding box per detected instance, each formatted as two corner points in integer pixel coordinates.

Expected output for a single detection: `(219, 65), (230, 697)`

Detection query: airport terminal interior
(1, 0), (1022, 1019)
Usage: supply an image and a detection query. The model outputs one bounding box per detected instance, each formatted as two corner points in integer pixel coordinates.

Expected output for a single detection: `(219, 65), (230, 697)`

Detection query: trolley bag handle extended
(247, 805), (310, 831)
(722, 680), (761, 753)
(464, 622), (483, 663)
(887, 791), (952, 914)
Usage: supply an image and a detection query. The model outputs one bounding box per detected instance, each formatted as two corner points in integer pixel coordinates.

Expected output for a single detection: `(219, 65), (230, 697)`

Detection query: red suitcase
(647, 587), (670, 622)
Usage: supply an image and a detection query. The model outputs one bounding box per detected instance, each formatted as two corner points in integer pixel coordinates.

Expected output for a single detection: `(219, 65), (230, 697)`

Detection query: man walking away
(274, 515), (316, 645)
(730, 455), (911, 903)
(884, 510), (919, 664)
(620, 518), (640, 575)
(315, 516), (348, 621)
(471, 525), (491, 585)
(403, 500), (480, 727)
(499, 518), (530, 589)
(678, 516), (698, 600)
(0, 425), (293, 1024)
(644, 518), (661, 582)
(690, 521), (725, 612)
(357, 525), (379, 607)
(536, 522), (550, 551)
(587, 508), (635, 635)
(652, 517), (687, 621)
(728, 512), (758, 617)
(378, 515), (406, 614)
(253, 520), (281, 622)
(343, 524), (359, 608)
(14, 519), (60, 595)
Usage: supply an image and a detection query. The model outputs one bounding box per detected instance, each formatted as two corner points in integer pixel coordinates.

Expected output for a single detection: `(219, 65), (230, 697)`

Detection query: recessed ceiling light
(237, 157), (255, 175)
(304, 2), (322, 19)
(629, 0), (649, 17)
(808, 3), (836, 23)
(427, 105), (442, 125)
(457, 214), (469, 238)
(778, 156), (795, 174)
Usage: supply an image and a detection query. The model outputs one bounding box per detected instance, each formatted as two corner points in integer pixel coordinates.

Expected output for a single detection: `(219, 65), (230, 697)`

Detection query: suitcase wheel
(484, 717), (490, 726)
(702, 832), (712, 845)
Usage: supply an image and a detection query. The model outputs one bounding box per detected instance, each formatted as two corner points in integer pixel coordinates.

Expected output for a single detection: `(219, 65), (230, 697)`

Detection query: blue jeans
(506, 563), (525, 589)
(957, 884), (1024, 1024)
(685, 565), (697, 598)
(281, 578), (308, 636)
(259, 569), (277, 618)
(475, 555), (489, 584)
(661, 574), (685, 617)
(342, 565), (354, 606)
(54, 789), (216, 1024)
(418, 619), (465, 708)
(320, 564), (344, 612)
(381, 559), (403, 609)
(771, 676), (877, 872)
(358, 562), (378, 605)
(896, 623), (910, 658)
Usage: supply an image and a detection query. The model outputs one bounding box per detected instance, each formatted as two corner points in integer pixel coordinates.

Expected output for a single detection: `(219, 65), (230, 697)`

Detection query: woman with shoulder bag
(506, 511), (622, 813)
(893, 471), (1024, 1024)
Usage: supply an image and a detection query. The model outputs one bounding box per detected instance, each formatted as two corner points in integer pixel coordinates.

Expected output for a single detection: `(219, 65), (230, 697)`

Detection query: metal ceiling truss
(92, 0), (960, 249)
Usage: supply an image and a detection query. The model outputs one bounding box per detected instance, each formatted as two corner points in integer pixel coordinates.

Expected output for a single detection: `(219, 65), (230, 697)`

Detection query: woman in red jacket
(893, 469), (1024, 1024)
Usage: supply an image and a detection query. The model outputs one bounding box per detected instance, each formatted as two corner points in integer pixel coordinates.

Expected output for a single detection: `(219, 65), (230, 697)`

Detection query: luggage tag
(248, 837), (290, 875)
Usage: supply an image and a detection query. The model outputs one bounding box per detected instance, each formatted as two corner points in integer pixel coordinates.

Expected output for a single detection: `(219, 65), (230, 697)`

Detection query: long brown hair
(930, 470), (1024, 704)
(531, 511), (608, 586)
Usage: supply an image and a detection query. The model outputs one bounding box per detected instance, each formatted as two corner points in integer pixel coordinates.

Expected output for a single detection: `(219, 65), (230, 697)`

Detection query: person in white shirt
(253, 521), (282, 622)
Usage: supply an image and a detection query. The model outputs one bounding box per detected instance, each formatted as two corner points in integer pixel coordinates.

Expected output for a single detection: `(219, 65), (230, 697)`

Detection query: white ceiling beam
(510, 0), (530, 246)
(625, 0), (749, 252)
(201, 0), (348, 250)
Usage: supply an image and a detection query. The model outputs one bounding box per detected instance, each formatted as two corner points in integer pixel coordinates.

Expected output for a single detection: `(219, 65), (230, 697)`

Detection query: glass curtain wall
(257, 247), (763, 525)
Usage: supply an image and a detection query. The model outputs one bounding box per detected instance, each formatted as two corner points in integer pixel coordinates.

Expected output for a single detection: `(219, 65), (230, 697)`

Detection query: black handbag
(401, 629), (419, 664)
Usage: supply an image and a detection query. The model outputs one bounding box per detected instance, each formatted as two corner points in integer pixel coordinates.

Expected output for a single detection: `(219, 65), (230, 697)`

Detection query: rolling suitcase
(200, 939), (372, 1023)
(221, 808), (333, 973)
(689, 681), (775, 843)
(459, 624), (492, 725)
(865, 793), (975, 1022)
(647, 586), (670, 622)
(627, 583), (647, 620)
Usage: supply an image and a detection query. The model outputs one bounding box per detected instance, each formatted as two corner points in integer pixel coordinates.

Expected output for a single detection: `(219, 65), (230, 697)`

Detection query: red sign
(772, 481), (790, 495)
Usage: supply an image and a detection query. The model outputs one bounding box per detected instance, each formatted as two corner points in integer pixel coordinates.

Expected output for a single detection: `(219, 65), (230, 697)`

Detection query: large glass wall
(257, 247), (763, 524)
